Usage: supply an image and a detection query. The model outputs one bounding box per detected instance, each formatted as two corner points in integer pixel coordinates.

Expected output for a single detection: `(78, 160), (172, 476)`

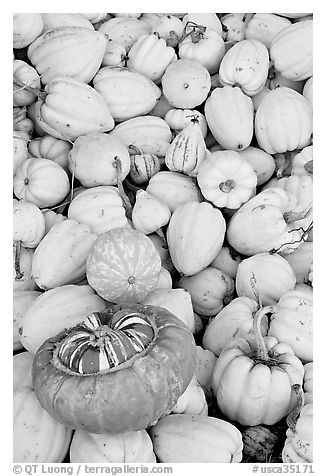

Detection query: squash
(182, 13), (223, 36)
(13, 59), (41, 107)
(172, 376), (208, 416)
(68, 186), (128, 235)
(154, 267), (172, 290)
(178, 24), (225, 74)
(202, 296), (268, 357)
(80, 13), (108, 23)
(41, 13), (94, 33)
(210, 246), (242, 279)
(146, 171), (202, 212)
(131, 190), (171, 235)
(142, 288), (195, 333)
(238, 146), (276, 186)
(282, 403), (313, 463)
(194, 346), (217, 389)
(70, 429), (156, 463)
(42, 209), (66, 233)
(165, 115), (208, 177)
(32, 219), (97, 290)
(127, 33), (176, 83)
(102, 39), (126, 67)
(179, 267), (234, 317)
(32, 305), (196, 433)
(255, 87), (312, 155)
(109, 116), (172, 158)
(13, 158), (70, 209)
(13, 106), (34, 137)
(151, 14), (184, 41)
(13, 290), (41, 351)
(283, 242), (313, 285)
(167, 201), (226, 276)
(263, 175), (313, 212)
(13, 246), (38, 292)
(268, 285), (313, 363)
(303, 77), (313, 110)
(204, 86), (254, 151)
(14, 386), (72, 463)
(68, 132), (130, 188)
(18, 284), (106, 354)
(270, 21), (313, 81)
(164, 108), (207, 137)
(13, 13), (44, 49)
(197, 150), (257, 209)
(13, 352), (34, 389)
(13, 131), (29, 176)
(28, 135), (72, 173)
(161, 58), (211, 109)
(27, 26), (108, 85)
(98, 17), (151, 52)
(245, 13), (291, 48)
(34, 76), (114, 141)
(128, 146), (161, 185)
(147, 233), (175, 274)
(221, 13), (254, 42)
(86, 227), (161, 304)
(212, 305), (304, 425)
(266, 67), (305, 93)
(93, 66), (161, 122)
(227, 187), (312, 256)
(291, 146), (313, 177)
(13, 200), (45, 248)
(149, 414), (243, 463)
(219, 39), (269, 96)
(235, 253), (296, 305)
(303, 362), (313, 405)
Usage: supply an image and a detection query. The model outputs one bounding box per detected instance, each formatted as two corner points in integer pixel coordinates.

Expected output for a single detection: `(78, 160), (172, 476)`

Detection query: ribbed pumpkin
(14, 386), (73, 463)
(98, 17), (151, 52)
(13, 59), (41, 107)
(28, 135), (72, 172)
(128, 147), (161, 184)
(13, 290), (41, 351)
(93, 66), (161, 122)
(270, 21), (313, 81)
(219, 39), (269, 96)
(197, 150), (257, 209)
(172, 376), (208, 416)
(255, 87), (312, 154)
(131, 190), (171, 235)
(70, 429), (156, 463)
(109, 116), (172, 158)
(32, 219), (97, 290)
(235, 253), (296, 305)
(13, 13), (44, 49)
(13, 158), (70, 208)
(150, 414), (243, 463)
(167, 201), (226, 276)
(245, 13), (291, 48)
(282, 403), (313, 463)
(146, 171), (203, 212)
(238, 146), (276, 186)
(34, 77), (114, 141)
(204, 86), (254, 151)
(86, 227), (161, 303)
(18, 284), (106, 354)
(27, 26), (108, 85)
(13, 352), (34, 390)
(13, 199), (45, 248)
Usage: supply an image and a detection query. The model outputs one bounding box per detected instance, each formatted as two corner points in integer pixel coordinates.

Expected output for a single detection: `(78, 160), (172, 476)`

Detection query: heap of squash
(13, 12), (313, 464)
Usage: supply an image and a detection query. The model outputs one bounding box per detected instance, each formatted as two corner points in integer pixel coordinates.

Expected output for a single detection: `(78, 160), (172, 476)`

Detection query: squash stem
(14, 79), (47, 102)
(252, 305), (275, 362)
(14, 240), (24, 281)
(286, 384), (305, 431)
(155, 228), (168, 249)
(113, 156), (133, 219)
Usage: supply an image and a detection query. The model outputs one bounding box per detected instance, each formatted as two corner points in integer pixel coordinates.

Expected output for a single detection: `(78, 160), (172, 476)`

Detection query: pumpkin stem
(113, 156), (133, 219)
(166, 30), (180, 48)
(128, 144), (142, 155)
(286, 384), (305, 431)
(283, 202), (313, 224)
(14, 240), (24, 281)
(269, 221), (313, 254)
(14, 79), (47, 102)
(155, 227), (168, 249)
(252, 305), (275, 361)
(219, 179), (235, 193)
(250, 273), (262, 309)
(304, 160), (313, 174)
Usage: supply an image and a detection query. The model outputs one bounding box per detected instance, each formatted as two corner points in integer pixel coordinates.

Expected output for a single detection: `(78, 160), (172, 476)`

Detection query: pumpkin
(263, 173), (313, 212)
(303, 362), (313, 405)
(167, 201), (226, 276)
(303, 77), (313, 110)
(204, 86), (254, 151)
(238, 146), (276, 186)
(13, 106), (34, 137)
(127, 33), (176, 83)
(164, 108), (207, 137)
(68, 186), (128, 235)
(149, 414), (243, 463)
(270, 21), (313, 81)
(40, 13), (94, 33)
(221, 13), (253, 42)
(194, 346), (217, 389)
(110, 116), (172, 158)
(197, 150), (257, 209)
(161, 58), (211, 109)
(219, 39), (269, 96)
(13, 290), (41, 351)
(245, 13), (291, 48)
(178, 24), (225, 74)
(14, 386), (72, 463)
(27, 26), (108, 85)
(211, 305), (304, 426)
(13, 13), (44, 49)
(68, 132), (130, 188)
(210, 246), (242, 279)
(142, 288), (195, 333)
(32, 305), (196, 433)
(34, 76), (114, 141)
(255, 87), (312, 154)
(283, 242), (313, 285)
(93, 66), (161, 122)
(182, 13), (223, 36)
(227, 187), (312, 256)
(131, 190), (171, 235)
(146, 171), (203, 212)
(19, 284), (106, 354)
(98, 17), (151, 52)
(179, 267), (234, 317)
(13, 246), (38, 292)
(13, 59), (41, 107)
(291, 146), (313, 177)
(235, 253), (296, 305)
(172, 376), (208, 416)
(151, 14), (184, 41)
(154, 267), (172, 290)
(266, 67), (305, 93)
(202, 296), (268, 356)
(70, 429), (156, 463)
(102, 39), (126, 67)
(128, 146), (161, 185)
(28, 135), (72, 173)
(32, 219), (97, 290)
(86, 227), (161, 304)
(42, 209), (66, 233)
(13, 199), (45, 248)
(13, 352), (34, 390)
(268, 285), (313, 363)
(282, 403), (313, 463)
(165, 115), (208, 177)
(13, 131), (29, 176)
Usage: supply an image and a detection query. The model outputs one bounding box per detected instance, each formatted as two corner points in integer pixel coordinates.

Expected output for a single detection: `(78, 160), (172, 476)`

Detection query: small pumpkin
(194, 346), (217, 389)
(128, 146), (161, 185)
(13, 199), (45, 248)
(131, 190), (171, 235)
(282, 402), (313, 463)
(291, 146), (313, 177)
(13, 59), (41, 107)
(221, 13), (254, 42)
(172, 376), (208, 416)
(28, 135), (72, 173)
(98, 17), (151, 52)
(102, 39), (126, 67)
(151, 14), (184, 41)
(238, 146), (276, 186)
(210, 246), (242, 279)
(283, 242), (313, 285)
(13, 352), (34, 390)
(13, 290), (41, 351)
(42, 209), (66, 234)
(245, 13), (291, 48)
(182, 13), (223, 35)
(164, 108), (207, 137)
(13, 13), (44, 49)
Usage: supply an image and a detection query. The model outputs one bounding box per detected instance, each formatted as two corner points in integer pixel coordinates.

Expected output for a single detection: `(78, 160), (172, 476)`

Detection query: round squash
(28, 135), (72, 173)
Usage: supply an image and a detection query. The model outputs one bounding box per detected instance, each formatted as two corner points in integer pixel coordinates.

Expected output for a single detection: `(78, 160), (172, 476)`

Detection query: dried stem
(286, 384), (305, 431)
(113, 156), (133, 219)
(14, 241), (24, 281)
